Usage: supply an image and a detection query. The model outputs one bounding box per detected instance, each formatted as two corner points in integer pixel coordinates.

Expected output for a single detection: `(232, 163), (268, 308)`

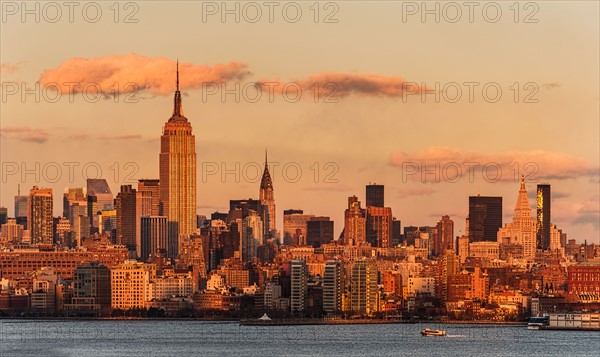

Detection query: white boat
(421, 328), (446, 336)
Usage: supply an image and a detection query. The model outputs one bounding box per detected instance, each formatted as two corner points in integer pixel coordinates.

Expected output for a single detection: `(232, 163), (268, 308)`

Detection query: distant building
(0, 207), (7, 225)
(283, 209), (314, 246)
(365, 184), (384, 207)
(290, 260), (308, 313)
(1, 219), (24, 243)
(497, 176), (536, 259)
(241, 210), (263, 263)
(323, 260), (344, 313)
(306, 217), (334, 248)
(68, 262), (111, 312)
(434, 215), (454, 257)
(14, 191), (28, 229)
(259, 151), (277, 239)
(111, 260), (155, 309)
(344, 196), (366, 246)
(366, 206), (393, 248)
(536, 184), (551, 250)
(87, 179), (114, 232)
(140, 216), (169, 260)
(468, 195), (502, 243)
(115, 185), (137, 252)
(351, 259), (378, 315)
(28, 186), (53, 245)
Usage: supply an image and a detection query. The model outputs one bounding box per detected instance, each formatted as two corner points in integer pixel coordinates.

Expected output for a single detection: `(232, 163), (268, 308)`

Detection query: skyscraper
(306, 216), (334, 248)
(140, 216), (168, 260)
(160, 63), (197, 258)
(536, 183), (551, 250)
(63, 188), (85, 219)
(260, 151), (276, 239)
(14, 186), (28, 229)
(497, 176), (537, 259)
(351, 258), (378, 316)
(115, 185), (137, 252)
(136, 179), (160, 257)
(434, 215), (454, 257)
(290, 260), (308, 313)
(468, 195), (502, 242)
(323, 260), (344, 313)
(28, 186), (53, 245)
(343, 196), (366, 246)
(366, 206), (393, 248)
(0, 207), (8, 226)
(282, 209), (315, 246)
(365, 184), (384, 207)
(241, 210), (263, 263)
(87, 179), (113, 232)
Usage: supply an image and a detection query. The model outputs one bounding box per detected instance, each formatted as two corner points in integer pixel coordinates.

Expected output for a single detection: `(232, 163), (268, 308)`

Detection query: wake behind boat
(421, 328), (447, 336)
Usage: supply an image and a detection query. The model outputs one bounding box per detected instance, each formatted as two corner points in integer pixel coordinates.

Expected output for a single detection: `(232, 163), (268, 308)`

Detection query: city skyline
(1, 2), (599, 243)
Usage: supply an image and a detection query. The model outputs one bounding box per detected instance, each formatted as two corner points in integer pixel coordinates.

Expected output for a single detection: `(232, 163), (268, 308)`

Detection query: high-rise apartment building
(323, 260), (344, 313)
(28, 186), (53, 245)
(290, 260), (308, 313)
(351, 258), (378, 315)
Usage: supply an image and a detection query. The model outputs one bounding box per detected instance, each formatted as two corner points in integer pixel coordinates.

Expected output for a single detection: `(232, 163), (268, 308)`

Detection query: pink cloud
(0, 62), (22, 76)
(38, 53), (250, 96)
(388, 147), (599, 182)
(0, 126), (49, 143)
(258, 72), (425, 99)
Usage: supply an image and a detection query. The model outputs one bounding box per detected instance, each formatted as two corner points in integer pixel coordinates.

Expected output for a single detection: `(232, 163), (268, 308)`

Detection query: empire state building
(159, 63), (197, 257)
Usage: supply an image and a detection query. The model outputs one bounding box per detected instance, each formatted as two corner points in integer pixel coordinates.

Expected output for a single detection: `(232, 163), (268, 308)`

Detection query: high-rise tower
(260, 151), (276, 239)
(159, 61), (197, 257)
(536, 183), (551, 250)
(497, 176), (537, 259)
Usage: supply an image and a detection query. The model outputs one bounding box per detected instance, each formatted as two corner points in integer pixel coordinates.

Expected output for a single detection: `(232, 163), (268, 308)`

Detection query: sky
(1, 1), (599, 243)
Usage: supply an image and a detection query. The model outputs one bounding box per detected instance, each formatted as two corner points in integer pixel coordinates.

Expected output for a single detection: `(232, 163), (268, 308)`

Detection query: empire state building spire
(172, 60), (184, 118)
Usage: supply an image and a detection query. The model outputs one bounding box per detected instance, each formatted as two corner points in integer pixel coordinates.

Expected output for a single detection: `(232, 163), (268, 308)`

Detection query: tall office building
(290, 260), (308, 313)
(63, 188), (85, 218)
(536, 183), (551, 250)
(0, 207), (7, 225)
(259, 151), (276, 239)
(241, 210), (263, 263)
(160, 63), (197, 257)
(87, 179), (114, 232)
(282, 209), (315, 246)
(140, 216), (168, 260)
(28, 187), (53, 245)
(323, 260), (344, 313)
(136, 179), (160, 256)
(14, 186), (28, 228)
(306, 216), (334, 248)
(468, 195), (502, 242)
(115, 185), (137, 252)
(365, 184), (384, 207)
(343, 196), (366, 246)
(391, 218), (402, 247)
(137, 179), (160, 216)
(433, 215), (454, 257)
(366, 206), (393, 248)
(351, 258), (378, 316)
(497, 176), (537, 259)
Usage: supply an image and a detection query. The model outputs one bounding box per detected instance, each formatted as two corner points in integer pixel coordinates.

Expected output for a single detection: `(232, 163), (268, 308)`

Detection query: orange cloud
(388, 147), (599, 182)
(0, 126), (49, 143)
(0, 62), (22, 76)
(258, 72), (425, 98)
(38, 53), (250, 96)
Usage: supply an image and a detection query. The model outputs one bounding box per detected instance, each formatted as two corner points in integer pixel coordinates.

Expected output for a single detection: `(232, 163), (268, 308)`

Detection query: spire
(172, 59), (184, 117)
(520, 174), (526, 190)
(260, 150), (273, 191)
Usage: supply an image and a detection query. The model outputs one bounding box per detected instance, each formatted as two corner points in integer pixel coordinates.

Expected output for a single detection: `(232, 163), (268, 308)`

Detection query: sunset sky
(1, 1), (598, 243)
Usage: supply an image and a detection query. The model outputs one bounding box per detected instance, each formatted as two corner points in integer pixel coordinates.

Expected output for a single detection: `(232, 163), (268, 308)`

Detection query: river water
(0, 320), (597, 356)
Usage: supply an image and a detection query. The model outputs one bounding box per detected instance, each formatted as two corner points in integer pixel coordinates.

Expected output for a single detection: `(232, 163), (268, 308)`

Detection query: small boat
(528, 315), (549, 330)
(421, 328), (446, 336)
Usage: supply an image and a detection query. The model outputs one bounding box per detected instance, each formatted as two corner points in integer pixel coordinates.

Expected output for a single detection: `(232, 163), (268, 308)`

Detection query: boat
(421, 328), (446, 336)
(528, 315), (549, 330)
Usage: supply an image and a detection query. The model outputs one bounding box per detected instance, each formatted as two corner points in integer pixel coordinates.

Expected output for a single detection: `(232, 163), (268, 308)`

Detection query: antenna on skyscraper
(176, 59), (179, 91)
(18, 183), (20, 196)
